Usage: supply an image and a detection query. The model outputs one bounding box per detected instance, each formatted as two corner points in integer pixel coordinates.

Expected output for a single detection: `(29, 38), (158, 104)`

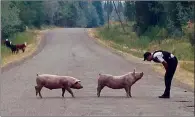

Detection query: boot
(158, 94), (170, 98)
(159, 91), (170, 98)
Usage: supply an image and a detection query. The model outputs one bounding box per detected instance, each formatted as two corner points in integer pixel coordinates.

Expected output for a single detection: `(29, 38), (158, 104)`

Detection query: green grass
(95, 22), (194, 72)
(149, 39), (194, 61)
(1, 31), (36, 59)
(97, 24), (147, 58)
(180, 62), (194, 73)
(1, 45), (11, 58)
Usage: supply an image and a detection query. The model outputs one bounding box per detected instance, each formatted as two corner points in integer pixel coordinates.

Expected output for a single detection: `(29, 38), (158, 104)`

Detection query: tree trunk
(113, 1), (126, 33)
(107, 1), (110, 29)
(107, 11), (110, 29)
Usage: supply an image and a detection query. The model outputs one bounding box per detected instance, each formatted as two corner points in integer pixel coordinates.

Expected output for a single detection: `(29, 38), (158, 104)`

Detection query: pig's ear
(132, 69), (135, 76)
(75, 80), (81, 84)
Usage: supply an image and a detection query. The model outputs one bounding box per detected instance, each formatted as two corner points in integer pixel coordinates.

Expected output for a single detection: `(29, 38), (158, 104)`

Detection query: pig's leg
(35, 85), (43, 98)
(35, 86), (41, 96)
(37, 86), (43, 98)
(66, 87), (75, 98)
(62, 88), (66, 97)
(97, 85), (104, 97)
(124, 86), (130, 98)
(129, 86), (132, 97)
(35, 86), (38, 96)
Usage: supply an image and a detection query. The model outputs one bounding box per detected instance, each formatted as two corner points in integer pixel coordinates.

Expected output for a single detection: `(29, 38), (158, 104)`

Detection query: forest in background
(1, 1), (107, 39)
(2, 1), (194, 44)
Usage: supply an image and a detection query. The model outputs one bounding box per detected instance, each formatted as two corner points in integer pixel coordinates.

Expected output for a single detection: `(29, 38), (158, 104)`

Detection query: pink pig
(97, 69), (144, 98)
(35, 74), (83, 98)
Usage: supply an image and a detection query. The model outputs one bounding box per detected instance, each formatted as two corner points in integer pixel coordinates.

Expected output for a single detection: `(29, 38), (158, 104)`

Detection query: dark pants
(163, 57), (178, 96)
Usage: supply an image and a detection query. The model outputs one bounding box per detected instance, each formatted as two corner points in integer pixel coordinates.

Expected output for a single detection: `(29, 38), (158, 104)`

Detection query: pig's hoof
(127, 95), (131, 98)
(97, 93), (100, 97)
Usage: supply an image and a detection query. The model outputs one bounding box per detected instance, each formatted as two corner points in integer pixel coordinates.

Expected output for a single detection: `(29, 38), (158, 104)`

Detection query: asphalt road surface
(1, 28), (194, 116)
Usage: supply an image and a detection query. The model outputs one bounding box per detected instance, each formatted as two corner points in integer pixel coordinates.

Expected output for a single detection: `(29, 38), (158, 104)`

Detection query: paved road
(1, 28), (194, 116)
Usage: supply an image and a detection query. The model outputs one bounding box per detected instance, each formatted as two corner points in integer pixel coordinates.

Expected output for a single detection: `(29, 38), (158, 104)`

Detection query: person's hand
(162, 61), (168, 71)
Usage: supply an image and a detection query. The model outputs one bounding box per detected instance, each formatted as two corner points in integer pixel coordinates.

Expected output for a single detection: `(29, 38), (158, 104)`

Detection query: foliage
(1, 1), (22, 38)
(124, 1), (135, 21)
(1, 1), (105, 39)
(92, 1), (104, 25)
(124, 1), (194, 37)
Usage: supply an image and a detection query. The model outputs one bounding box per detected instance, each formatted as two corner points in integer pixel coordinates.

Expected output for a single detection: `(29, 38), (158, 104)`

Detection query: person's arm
(162, 61), (168, 71)
(154, 52), (168, 71)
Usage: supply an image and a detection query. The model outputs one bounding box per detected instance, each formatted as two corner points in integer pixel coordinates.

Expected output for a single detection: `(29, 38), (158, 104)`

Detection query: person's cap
(143, 52), (151, 61)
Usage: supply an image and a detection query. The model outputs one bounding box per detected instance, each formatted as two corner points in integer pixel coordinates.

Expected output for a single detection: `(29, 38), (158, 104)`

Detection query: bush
(134, 36), (151, 49)
(142, 26), (161, 41)
(189, 32), (195, 46)
(157, 28), (168, 39)
(171, 28), (183, 38)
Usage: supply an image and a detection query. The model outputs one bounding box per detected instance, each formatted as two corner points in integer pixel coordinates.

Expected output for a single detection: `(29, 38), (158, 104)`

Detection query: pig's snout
(77, 83), (83, 89)
(140, 72), (144, 77)
(135, 72), (144, 80)
(76, 85), (83, 89)
(72, 82), (83, 89)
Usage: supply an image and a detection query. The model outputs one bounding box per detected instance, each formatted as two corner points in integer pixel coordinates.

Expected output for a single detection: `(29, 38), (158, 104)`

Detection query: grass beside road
(88, 22), (194, 89)
(1, 29), (45, 67)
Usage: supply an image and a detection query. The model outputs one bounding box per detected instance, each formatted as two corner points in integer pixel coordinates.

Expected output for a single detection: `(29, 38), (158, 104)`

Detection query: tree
(18, 1), (45, 28)
(53, 1), (78, 27)
(117, 1), (124, 13)
(32, 1), (45, 28)
(113, 1), (126, 32)
(1, 1), (21, 38)
(85, 3), (100, 28)
(104, 1), (113, 29)
(124, 1), (135, 21)
(134, 1), (152, 35)
(75, 2), (87, 27)
(43, 1), (59, 25)
(117, 0), (124, 21)
(92, 1), (104, 25)
(162, 2), (182, 36)
(134, 1), (165, 35)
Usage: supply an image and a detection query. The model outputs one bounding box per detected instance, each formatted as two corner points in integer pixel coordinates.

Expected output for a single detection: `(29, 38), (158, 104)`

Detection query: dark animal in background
(16, 42), (27, 52)
(4, 39), (18, 54)
(4, 39), (27, 54)
(9, 41), (19, 54)
(4, 39), (11, 48)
